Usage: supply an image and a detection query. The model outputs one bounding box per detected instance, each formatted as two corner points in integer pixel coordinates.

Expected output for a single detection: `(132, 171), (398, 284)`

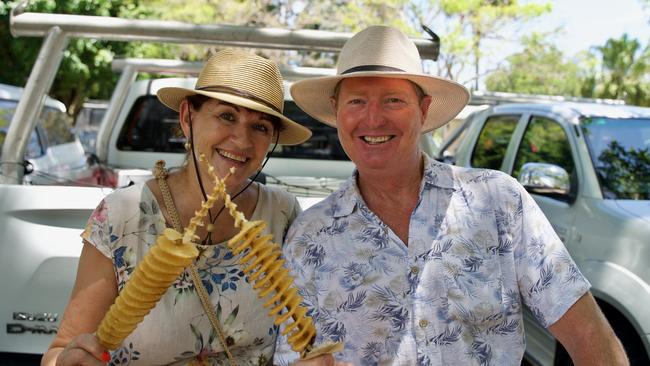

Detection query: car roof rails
(2, 3), (439, 183)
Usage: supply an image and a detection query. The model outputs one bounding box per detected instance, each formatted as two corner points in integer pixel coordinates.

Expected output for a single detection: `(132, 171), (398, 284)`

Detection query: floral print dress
(83, 182), (300, 366)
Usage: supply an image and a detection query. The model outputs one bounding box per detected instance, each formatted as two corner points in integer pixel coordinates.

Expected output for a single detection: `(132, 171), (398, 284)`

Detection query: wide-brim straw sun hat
(157, 49), (312, 145)
(290, 26), (470, 133)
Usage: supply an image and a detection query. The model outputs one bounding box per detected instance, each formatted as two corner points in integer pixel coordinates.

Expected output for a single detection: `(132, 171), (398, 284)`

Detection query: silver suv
(437, 102), (650, 365)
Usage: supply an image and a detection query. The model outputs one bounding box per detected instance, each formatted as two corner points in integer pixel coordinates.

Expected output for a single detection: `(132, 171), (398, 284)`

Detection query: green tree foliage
(511, 116), (574, 180)
(597, 140), (650, 200)
(0, 0), (172, 117)
(141, 0), (416, 67)
(485, 34), (583, 96)
(582, 34), (650, 106)
(412, 0), (552, 88)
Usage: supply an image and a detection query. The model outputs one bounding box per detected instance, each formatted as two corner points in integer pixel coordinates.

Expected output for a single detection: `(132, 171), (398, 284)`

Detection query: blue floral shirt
(275, 156), (590, 366)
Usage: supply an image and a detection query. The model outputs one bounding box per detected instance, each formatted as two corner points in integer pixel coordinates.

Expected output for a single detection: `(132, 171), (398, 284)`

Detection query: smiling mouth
(217, 149), (248, 163)
(361, 135), (394, 145)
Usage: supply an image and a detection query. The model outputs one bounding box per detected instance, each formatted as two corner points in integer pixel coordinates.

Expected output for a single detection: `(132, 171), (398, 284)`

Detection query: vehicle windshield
(0, 100), (72, 159)
(581, 117), (650, 200)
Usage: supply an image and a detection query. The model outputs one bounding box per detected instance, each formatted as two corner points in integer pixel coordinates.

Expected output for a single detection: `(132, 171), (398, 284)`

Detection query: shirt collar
(329, 155), (458, 218)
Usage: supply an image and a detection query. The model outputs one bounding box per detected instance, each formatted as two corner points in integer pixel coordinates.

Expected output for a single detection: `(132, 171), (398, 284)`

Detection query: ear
(329, 96), (338, 117)
(419, 96), (433, 127)
(178, 99), (191, 140)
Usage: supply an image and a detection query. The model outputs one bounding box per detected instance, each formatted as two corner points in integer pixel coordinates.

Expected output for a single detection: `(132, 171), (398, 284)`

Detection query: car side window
(116, 96), (185, 152)
(269, 101), (348, 161)
(471, 114), (519, 170)
(512, 116), (574, 179)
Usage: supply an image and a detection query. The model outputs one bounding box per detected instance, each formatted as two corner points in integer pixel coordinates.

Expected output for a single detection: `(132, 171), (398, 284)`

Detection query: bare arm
(41, 241), (118, 366)
(548, 292), (628, 366)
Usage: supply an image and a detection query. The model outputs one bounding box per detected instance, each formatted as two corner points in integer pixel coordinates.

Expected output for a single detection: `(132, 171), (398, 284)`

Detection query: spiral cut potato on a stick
(217, 168), (342, 359)
(95, 161), (227, 350)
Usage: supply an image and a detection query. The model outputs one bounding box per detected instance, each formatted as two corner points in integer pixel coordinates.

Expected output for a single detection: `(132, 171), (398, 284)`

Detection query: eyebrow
(215, 100), (240, 111)
(216, 101), (274, 122)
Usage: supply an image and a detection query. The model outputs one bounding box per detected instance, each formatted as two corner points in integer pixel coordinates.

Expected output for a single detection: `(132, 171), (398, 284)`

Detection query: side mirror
(518, 162), (572, 200)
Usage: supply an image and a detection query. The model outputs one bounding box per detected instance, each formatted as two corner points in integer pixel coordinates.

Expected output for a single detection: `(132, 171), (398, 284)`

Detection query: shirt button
(411, 266), (420, 274)
(419, 319), (429, 328)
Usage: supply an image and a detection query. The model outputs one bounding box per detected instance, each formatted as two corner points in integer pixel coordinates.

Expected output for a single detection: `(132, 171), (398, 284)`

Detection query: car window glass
(116, 95), (185, 152)
(512, 116), (575, 179)
(471, 114), (519, 170)
(117, 97), (350, 161)
(40, 107), (75, 146)
(582, 117), (650, 200)
(0, 100), (45, 159)
(25, 128), (44, 159)
(89, 108), (107, 128)
(0, 100), (14, 128)
(270, 101), (349, 161)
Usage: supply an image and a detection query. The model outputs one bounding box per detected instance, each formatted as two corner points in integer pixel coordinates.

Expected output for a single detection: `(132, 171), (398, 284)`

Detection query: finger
(292, 354), (335, 366)
(61, 334), (109, 365)
(56, 347), (108, 366)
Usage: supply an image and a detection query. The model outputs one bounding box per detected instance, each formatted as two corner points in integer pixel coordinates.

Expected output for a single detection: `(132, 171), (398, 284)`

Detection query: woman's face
(180, 98), (276, 187)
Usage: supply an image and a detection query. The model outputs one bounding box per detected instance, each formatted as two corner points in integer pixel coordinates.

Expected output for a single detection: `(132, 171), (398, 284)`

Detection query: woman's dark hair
(186, 94), (284, 133)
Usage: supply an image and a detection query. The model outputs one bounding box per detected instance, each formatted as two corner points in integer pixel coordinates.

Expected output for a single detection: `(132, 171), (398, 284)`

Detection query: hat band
(341, 65), (405, 75)
(196, 85), (281, 113)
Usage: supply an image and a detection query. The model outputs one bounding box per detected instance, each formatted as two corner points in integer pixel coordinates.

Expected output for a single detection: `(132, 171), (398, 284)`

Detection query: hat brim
(157, 87), (312, 145)
(290, 72), (470, 133)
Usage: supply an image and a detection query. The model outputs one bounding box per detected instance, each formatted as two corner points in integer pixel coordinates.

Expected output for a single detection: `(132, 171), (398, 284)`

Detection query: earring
(184, 141), (192, 151)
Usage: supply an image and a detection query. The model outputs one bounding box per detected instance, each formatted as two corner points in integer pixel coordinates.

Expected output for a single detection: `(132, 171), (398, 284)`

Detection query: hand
(291, 354), (355, 366)
(55, 333), (110, 365)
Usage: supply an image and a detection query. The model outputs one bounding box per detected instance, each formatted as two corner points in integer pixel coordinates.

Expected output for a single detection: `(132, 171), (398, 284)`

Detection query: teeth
(218, 149), (247, 162)
(363, 136), (392, 144)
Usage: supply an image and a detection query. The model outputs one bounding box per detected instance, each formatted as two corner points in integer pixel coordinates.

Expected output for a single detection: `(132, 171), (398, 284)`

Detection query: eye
(218, 112), (236, 122)
(386, 97), (404, 104)
(347, 98), (364, 105)
(253, 121), (272, 134)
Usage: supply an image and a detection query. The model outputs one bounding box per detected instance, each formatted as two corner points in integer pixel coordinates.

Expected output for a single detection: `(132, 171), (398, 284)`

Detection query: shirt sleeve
(512, 179), (591, 327)
(81, 198), (113, 258)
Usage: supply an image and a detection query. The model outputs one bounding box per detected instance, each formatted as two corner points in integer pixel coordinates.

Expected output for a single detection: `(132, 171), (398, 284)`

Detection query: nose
(230, 123), (253, 150)
(364, 100), (385, 128)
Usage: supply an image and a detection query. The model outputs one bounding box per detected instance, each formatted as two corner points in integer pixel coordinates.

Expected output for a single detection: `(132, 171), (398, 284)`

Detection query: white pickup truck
(0, 7), (442, 362)
(436, 101), (650, 365)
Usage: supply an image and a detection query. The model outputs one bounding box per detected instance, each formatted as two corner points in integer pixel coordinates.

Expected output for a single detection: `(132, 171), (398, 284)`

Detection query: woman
(42, 49), (312, 366)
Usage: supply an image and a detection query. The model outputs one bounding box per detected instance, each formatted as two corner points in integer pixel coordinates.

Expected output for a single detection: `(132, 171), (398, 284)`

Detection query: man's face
(332, 77), (431, 173)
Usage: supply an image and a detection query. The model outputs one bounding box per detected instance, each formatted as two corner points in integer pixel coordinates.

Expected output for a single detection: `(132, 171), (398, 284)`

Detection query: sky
(535, 0), (649, 55)
(460, 0), (649, 89)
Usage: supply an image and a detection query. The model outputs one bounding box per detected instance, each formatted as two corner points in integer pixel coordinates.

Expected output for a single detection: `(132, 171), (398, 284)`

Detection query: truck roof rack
(470, 90), (625, 106)
(110, 58), (336, 80)
(1, 3), (440, 184)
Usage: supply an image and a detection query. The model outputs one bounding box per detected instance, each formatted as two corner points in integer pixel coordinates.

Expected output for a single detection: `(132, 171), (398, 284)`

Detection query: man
(275, 26), (627, 366)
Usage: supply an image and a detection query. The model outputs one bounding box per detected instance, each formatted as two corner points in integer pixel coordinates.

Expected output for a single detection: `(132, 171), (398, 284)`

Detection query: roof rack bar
(10, 11), (440, 60)
(0, 26), (68, 184)
(111, 58), (336, 80)
(94, 65), (137, 162)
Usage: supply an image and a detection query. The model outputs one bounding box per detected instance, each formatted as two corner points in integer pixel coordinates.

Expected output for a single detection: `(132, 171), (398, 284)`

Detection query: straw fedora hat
(157, 49), (311, 145)
(290, 26), (470, 133)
